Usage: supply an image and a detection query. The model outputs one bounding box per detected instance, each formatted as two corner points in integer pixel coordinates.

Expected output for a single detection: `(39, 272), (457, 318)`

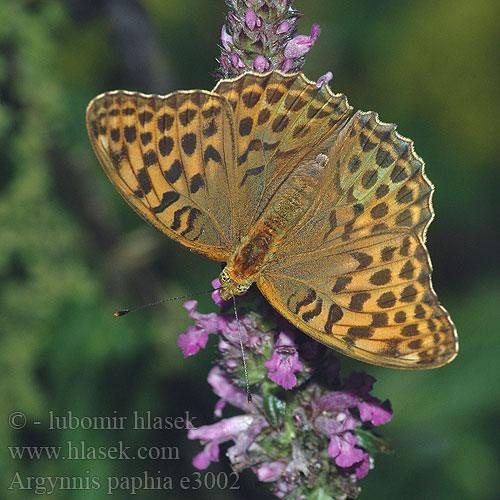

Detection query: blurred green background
(1, 0), (499, 499)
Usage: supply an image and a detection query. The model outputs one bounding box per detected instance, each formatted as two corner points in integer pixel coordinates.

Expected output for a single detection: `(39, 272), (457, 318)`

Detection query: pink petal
(316, 71), (333, 88)
(276, 21), (290, 34)
(328, 432), (365, 468)
(178, 326), (208, 358)
(192, 442), (219, 470)
(355, 453), (371, 479)
(358, 399), (393, 426)
(245, 9), (258, 30)
(256, 462), (286, 482)
(253, 55), (270, 72)
(221, 24), (232, 50)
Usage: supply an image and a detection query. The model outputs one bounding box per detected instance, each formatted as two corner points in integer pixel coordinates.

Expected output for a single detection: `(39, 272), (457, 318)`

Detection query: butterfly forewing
(213, 72), (352, 238)
(86, 89), (238, 260)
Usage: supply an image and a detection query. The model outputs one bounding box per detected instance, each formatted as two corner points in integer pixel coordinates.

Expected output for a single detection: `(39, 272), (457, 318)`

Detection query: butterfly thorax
(219, 154), (329, 300)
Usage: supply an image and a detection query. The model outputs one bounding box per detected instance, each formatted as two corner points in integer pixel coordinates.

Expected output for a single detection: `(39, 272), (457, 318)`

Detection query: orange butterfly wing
(86, 89), (238, 261)
(258, 111), (458, 368)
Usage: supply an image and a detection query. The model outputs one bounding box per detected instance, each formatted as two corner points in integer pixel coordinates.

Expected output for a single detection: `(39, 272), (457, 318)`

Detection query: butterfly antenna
(232, 295), (252, 404)
(114, 289), (217, 317)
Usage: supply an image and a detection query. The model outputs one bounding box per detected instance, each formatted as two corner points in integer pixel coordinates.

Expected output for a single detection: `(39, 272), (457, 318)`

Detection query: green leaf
(303, 486), (336, 500)
(264, 392), (287, 428)
(355, 428), (393, 455)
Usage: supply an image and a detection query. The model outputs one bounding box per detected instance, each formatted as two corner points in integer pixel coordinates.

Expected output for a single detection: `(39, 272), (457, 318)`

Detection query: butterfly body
(221, 152), (330, 297)
(86, 71), (458, 369)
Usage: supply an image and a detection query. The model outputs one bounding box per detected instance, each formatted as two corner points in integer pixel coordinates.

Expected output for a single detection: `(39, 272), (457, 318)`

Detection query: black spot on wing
(157, 113), (174, 133)
(181, 133), (197, 156)
(324, 303), (344, 334)
(351, 251), (373, 270)
(171, 206), (189, 231)
(171, 207), (203, 241)
(164, 159), (182, 184)
(190, 173), (205, 194)
(347, 326), (374, 338)
(204, 145), (222, 165)
(203, 119), (217, 138)
(179, 108), (197, 127)
(159, 136), (174, 157)
(239, 117), (253, 137)
(181, 208), (202, 237)
(143, 150), (158, 166)
(242, 89), (261, 108)
(323, 210), (337, 241)
(332, 276), (352, 293)
(137, 169), (152, 194)
(124, 126), (137, 143)
(138, 110), (153, 125)
(302, 298), (323, 322)
(271, 114), (289, 133)
(293, 289), (316, 314)
(110, 128), (120, 142)
(239, 165), (264, 187)
(140, 132), (152, 146)
(152, 191), (180, 214)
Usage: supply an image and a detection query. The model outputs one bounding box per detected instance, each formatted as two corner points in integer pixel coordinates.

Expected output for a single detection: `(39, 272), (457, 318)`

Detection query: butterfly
(86, 71), (458, 369)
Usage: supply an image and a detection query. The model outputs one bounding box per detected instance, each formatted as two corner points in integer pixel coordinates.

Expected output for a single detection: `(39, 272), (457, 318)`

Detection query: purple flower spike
(218, 0), (318, 76)
(183, 274), (393, 498)
(253, 55), (270, 72)
(284, 24), (321, 59)
(316, 71), (333, 88)
(265, 331), (303, 390)
(189, 2), (398, 496)
(245, 9), (258, 30)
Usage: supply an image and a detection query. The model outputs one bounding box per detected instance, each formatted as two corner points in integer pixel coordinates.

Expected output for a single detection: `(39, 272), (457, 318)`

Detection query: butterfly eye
(220, 269), (229, 283)
(237, 284), (249, 294)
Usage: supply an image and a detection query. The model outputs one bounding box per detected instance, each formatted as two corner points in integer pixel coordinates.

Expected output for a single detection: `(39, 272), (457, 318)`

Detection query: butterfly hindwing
(259, 111), (457, 368)
(86, 90), (239, 261)
(259, 231), (457, 368)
